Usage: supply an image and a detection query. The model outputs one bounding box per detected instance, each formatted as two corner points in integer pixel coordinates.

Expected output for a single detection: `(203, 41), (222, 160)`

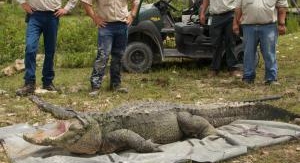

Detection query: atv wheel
(234, 43), (259, 68)
(122, 42), (153, 73)
(234, 43), (244, 65)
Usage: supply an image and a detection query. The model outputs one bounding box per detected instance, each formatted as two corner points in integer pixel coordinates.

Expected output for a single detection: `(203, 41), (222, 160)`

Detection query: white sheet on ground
(0, 120), (299, 163)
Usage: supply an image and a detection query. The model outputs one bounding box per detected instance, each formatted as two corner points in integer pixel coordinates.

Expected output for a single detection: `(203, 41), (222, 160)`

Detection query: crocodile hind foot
(177, 111), (217, 139)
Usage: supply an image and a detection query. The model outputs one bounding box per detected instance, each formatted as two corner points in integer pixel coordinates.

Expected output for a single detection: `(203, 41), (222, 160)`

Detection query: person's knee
(44, 49), (55, 56)
(25, 43), (38, 54)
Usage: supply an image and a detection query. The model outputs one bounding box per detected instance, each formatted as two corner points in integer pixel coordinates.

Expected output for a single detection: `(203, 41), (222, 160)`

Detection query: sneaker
(42, 83), (57, 91)
(229, 70), (242, 78)
(89, 88), (100, 97)
(265, 80), (280, 86)
(16, 83), (36, 96)
(110, 85), (128, 93)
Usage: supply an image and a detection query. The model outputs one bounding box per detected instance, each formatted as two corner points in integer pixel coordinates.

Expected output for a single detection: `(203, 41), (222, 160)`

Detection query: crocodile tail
(203, 102), (299, 127)
(178, 102), (299, 127)
(29, 95), (77, 120)
(254, 103), (300, 120)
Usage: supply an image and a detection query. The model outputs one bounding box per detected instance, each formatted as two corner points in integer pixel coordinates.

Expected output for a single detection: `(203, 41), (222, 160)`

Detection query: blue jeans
(242, 23), (278, 82)
(24, 11), (59, 85)
(90, 22), (128, 89)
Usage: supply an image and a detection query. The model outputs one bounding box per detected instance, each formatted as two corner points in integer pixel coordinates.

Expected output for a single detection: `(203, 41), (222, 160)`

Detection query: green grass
(1, 1), (300, 162)
(1, 32), (300, 163)
(286, 13), (300, 33)
(0, 3), (97, 66)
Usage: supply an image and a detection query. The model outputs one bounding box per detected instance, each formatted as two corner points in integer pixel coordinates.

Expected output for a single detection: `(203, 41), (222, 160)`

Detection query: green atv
(123, 0), (245, 73)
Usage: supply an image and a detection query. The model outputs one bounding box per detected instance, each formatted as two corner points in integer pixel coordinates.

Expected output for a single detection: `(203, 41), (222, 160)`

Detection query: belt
(34, 10), (57, 13)
(211, 10), (234, 16)
(242, 22), (276, 26)
(106, 21), (127, 25)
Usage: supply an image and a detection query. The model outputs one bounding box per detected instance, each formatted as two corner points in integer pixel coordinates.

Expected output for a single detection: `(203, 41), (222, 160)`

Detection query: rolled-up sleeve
(235, 0), (242, 8)
(276, 0), (288, 7)
(81, 0), (93, 5)
(64, 0), (78, 11)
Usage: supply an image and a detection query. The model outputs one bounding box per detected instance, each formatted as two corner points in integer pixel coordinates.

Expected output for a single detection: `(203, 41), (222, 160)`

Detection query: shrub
(0, 4), (26, 65)
(0, 3), (97, 67)
(57, 16), (96, 53)
(286, 14), (300, 34)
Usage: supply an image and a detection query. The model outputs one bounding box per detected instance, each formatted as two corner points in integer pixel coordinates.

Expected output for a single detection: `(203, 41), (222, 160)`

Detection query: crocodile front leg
(177, 112), (217, 139)
(100, 129), (162, 153)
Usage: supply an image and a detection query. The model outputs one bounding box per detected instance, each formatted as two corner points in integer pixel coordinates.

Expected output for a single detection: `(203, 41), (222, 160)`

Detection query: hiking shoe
(229, 70), (242, 78)
(16, 83), (36, 96)
(89, 88), (100, 97)
(265, 80), (280, 86)
(43, 83), (57, 91)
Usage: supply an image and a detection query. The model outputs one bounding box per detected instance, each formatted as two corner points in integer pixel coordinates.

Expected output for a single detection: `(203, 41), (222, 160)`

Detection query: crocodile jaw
(23, 121), (73, 146)
(23, 118), (102, 154)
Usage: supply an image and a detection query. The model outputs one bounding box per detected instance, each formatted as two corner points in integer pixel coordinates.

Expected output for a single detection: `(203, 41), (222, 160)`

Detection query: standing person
(199, 0), (241, 77)
(16, 0), (78, 96)
(81, 0), (140, 96)
(233, 0), (288, 85)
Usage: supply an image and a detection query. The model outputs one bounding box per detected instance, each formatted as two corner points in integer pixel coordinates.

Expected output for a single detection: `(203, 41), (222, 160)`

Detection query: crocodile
(23, 95), (299, 154)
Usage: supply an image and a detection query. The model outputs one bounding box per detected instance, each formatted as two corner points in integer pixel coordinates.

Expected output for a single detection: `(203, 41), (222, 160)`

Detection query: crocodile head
(23, 116), (102, 154)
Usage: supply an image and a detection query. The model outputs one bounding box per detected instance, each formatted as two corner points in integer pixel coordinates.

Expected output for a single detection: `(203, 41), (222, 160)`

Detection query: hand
(278, 24), (286, 35)
(21, 3), (34, 14)
(232, 21), (240, 36)
(199, 13), (206, 25)
(54, 8), (68, 17)
(93, 15), (107, 28)
(126, 14), (135, 26)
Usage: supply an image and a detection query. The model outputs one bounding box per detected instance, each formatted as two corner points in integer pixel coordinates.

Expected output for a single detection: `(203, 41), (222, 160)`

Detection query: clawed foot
(146, 140), (163, 152)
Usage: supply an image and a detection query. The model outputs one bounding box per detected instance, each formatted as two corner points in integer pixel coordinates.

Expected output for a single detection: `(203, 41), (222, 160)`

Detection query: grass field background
(1, 32), (300, 162)
(1, 2), (300, 163)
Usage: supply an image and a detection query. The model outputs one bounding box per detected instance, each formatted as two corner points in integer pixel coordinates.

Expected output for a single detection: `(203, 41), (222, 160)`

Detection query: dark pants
(24, 11), (59, 85)
(90, 22), (128, 89)
(209, 11), (238, 71)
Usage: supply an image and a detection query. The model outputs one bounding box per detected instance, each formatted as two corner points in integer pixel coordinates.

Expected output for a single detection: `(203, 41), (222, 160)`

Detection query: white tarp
(1, 120), (300, 163)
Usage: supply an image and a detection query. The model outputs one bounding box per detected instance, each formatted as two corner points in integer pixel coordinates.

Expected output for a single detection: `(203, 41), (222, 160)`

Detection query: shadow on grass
(150, 58), (212, 72)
